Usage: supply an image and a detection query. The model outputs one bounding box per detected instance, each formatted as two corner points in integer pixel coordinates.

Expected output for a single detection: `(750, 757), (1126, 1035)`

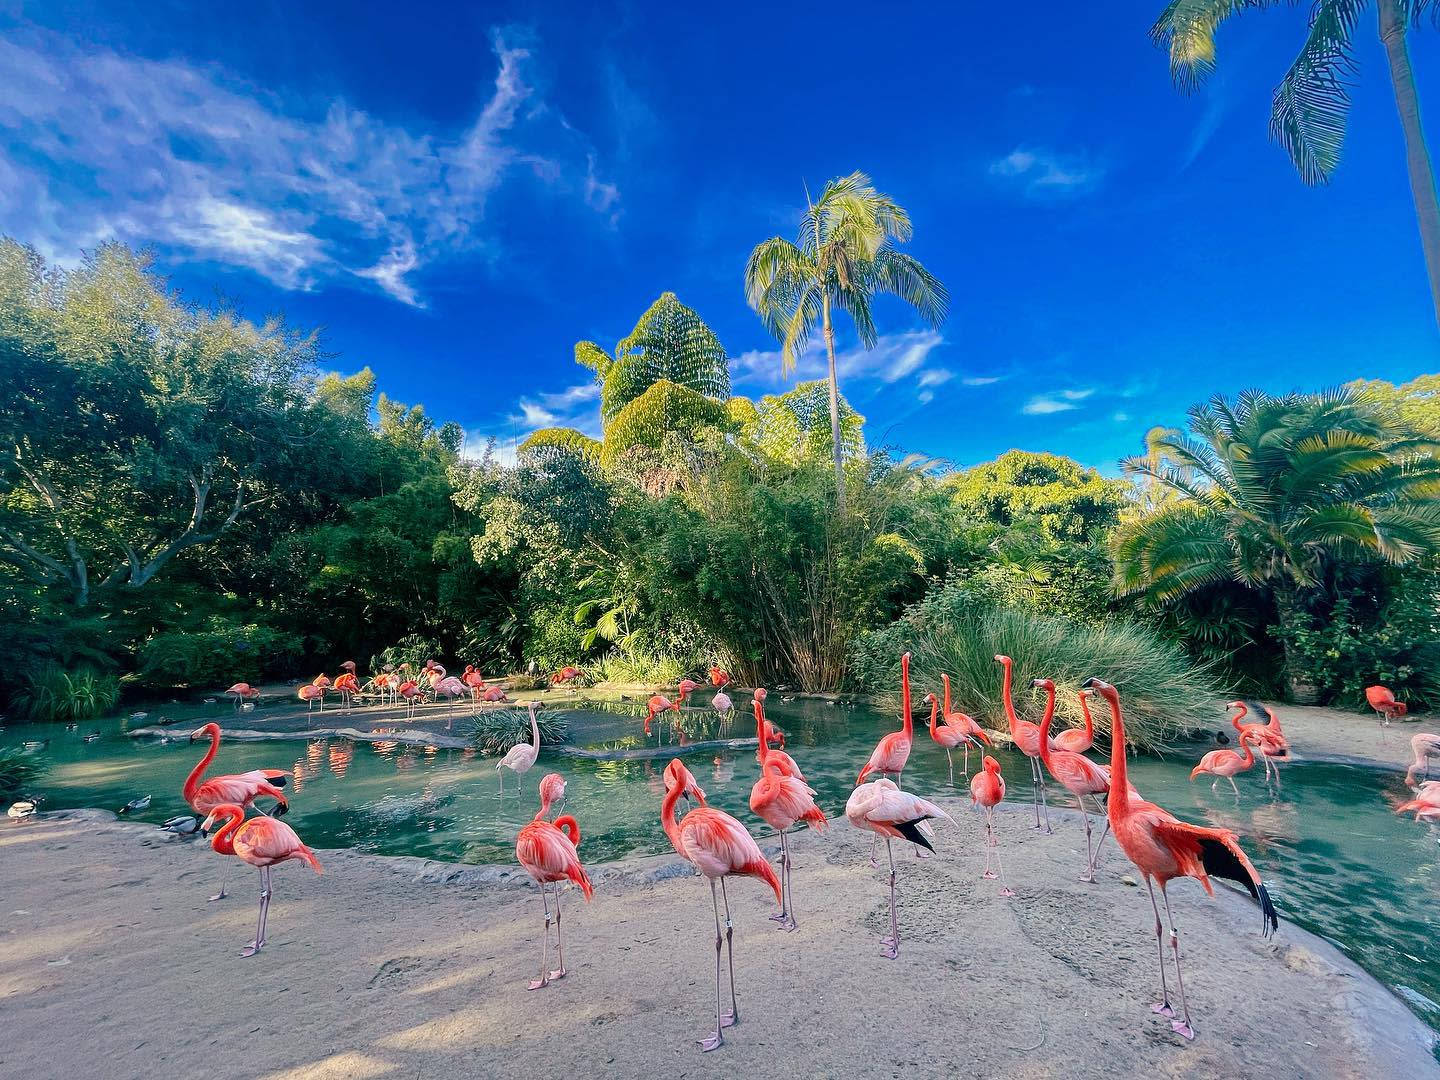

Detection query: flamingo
(332, 672), (359, 712)
(1052, 687), (1097, 755)
(712, 690), (734, 721)
(550, 666), (584, 685)
(1405, 733), (1440, 784)
(664, 757), (707, 813)
(297, 683), (325, 715)
(969, 756), (1013, 896)
(225, 683), (259, 713)
(1083, 677), (1278, 1040)
(645, 693), (679, 744)
(539, 771), (567, 815)
(200, 803), (323, 956)
(434, 675), (467, 727)
(1366, 684), (1407, 730)
(515, 774), (594, 989)
(749, 698), (826, 931)
(398, 679), (422, 717)
(676, 679), (700, 706)
(498, 702), (541, 794)
(661, 759), (780, 1052)
(1230, 701), (1290, 787)
(708, 666), (732, 690)
(481, 685), (509, 703)
(856, 652), (914, 785)
(845, 779), (950, 959)
(753, 691), (806, 781)
(185, 723), (290, 901)
(929, 678), (993, 783)
(1396, 781), (1440, 822)
(994, 654), (1055, 832)
(1034, 678), (1114, 883)
(1191, 729), (1260, 796)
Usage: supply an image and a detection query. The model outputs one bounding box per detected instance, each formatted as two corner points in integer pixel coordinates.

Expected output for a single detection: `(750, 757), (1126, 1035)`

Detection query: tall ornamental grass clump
(470, 707), (570, 756)
(851, 584), (1229, 752)
(9, 665), (121, 724)
(0, 747), (46, 802)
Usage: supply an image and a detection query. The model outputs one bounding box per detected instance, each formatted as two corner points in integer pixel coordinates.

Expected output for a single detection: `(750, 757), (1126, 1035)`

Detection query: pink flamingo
(550, 666), (584, 685)
(645, 693), (679, 744)
(1191, 729), (1260, 796)
(1085, 677), (1278, 1040)
(856, 652), (914, 785)
(1052, 687), (1097, 755)
(929, 678), (993, 783)
(1406, 733), (1440, 784)
(845, 778), (950, 959)
(661, 759), (781, 1052)
(749, 698), (826, 931)
(1366, 684), (1407, 731)
(753, 691), (806, 780)
(515, 774), (594, 989)
(398, 679), (422, 717)
(200, 803), (323, 956)
(1034, 678), (1114, 882)
(185, 723), (291, 901)
(434, 675), (467, 727)
(712, 690), (734, 720)
(1230, 701), (1290, 787)
(1396, 781), (1440, 822)
(332, 672), (359, 713)
(225, 683), (259, 713)
(969, 755), (1013, 896)
(994, 654), (1055, 832)
(708, 666), (732, 690)
(481, 685), (509, 703)
(676, 679), (700, 706)
(297, 683), (325, 717)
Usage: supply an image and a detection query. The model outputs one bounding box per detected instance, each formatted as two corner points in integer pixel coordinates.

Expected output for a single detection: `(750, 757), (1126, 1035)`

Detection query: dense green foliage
(471, 707), (570, 756)
(9, 664), (120, 724)
(0, 747), (45, 803)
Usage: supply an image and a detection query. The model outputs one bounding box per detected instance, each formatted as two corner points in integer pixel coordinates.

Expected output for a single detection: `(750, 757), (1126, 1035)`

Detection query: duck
(7, 797), (42, 821)
(117, 795), (152, 815)
(83, 732), (101, 743)
(161, 815), (200, 836)
(21, 739), (48, 753)
(129, 711), (149, 722)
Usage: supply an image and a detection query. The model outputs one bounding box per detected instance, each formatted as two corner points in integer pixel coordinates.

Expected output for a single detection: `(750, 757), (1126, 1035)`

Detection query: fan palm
(744, 172), (947, 510)
(1112, 387), (1440, 680)
(1150, 1), (1440, 327)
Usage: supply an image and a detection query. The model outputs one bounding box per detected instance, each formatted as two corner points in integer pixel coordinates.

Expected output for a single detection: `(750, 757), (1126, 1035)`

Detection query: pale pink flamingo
(646, 693), (679, 744)
(538, 772), (567, 814)
(1230, 701), (1290, 787)
(515, 775), (594, 989)
(185, 723), (290, 901)
(712, 690), (734, 721)
(297, 683), (325, 718)
(969, 755), (1013, 896)
(1406, 733), (1440, 785)
(1034, 678), (1114, 882)
(1052, 687), (1097, 755)
(845, 778), (951, 959)
(749, 698), (826, 931)
(856, 652), (914, 785)
(434, 675), (467, 728)
(661, 759), (781, 1052)
(201, 803), (323, 956)
(498, 702), (541, 794)
(928, 679), (993, 783)
(1396, 781), (1440, 822)
(676, 678), (700, 706)
(1191, 729), (1260, 795)
(995, 654), (1055, 832)
(1085, 677), (1278, 1040)
(225, 683), (259, 713)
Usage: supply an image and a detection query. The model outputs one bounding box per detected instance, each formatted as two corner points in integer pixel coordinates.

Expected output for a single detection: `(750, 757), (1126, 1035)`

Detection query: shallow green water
(4, 696), (1438, 1028)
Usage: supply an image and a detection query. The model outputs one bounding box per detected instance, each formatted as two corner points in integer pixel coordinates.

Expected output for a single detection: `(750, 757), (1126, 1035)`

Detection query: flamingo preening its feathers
(515, 774), (593, 990)
(927, 676), (993, 783)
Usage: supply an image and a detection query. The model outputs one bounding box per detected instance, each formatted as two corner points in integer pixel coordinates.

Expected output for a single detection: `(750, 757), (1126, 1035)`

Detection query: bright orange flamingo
(1366, 684), (1407, 732)
(200, 803), (322, 956)
(661, 759), (780, 1052)
(224, 683), (259, 713)
(969, 755), (1013, 896)
(645, 693), (679, 744)
(1052, 687), (1097, 755)
(333, 672), (359, 712)
(845, 778), (950, 959)
(1229, 701), (1290, 787)
(708, 666), (732, 690)
(1405, 733), (1440, 784)
(515, 773), (594, 990)
(995, 654), (1055, 832)
(749, 698), (826, 931)
(929, 677), (993, 782)
(398, 679), (423, 717)
(550, 666), (584, 685)
(857, 652), (914, 785)
(1035, 678), (1114, 883)
(185, 723), (290, 901)
(1084, 678), (1278, 1040)
(1191, 729), (1260, 796)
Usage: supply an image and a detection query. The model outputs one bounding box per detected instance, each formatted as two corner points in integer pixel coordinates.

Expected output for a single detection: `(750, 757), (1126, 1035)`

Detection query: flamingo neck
(553, 815), (580, 846)
(1000, 660), (1020, 737)
(754, 703), (770, 765)
(184, 728), (219, 803)
(208, 806), (243, 855)
(900, 656), (913, 739)
(1238, 731), (1256, 766)
(529, 707), (540, 750)
(661, 782), (684, 851)
(1036, 684), (1057, 765)
(1103, 691), (1131, 816)
(942, 673), (952, 717)
(1079, 695), (1094, 741)
(1229, 704), (1248, 733)
(927, 697), (939, 737)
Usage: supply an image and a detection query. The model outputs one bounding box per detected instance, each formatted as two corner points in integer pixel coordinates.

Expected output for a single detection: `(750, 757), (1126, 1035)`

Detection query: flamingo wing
(516, 821), (594, 898)
(1152, 820), (1277, 937)
(679, 808), (780, 900)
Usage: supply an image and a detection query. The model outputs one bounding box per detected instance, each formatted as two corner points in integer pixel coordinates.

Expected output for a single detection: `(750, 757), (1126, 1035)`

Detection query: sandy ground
(1253, 704), (1432, 772)
(2, 802), (1434, 1080)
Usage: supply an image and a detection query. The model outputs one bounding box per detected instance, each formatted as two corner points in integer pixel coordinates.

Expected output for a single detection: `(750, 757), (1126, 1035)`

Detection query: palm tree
(1151, 1), (1440, 328)
(1112, 387), (1440, 684)
(744, 172), (947, 510)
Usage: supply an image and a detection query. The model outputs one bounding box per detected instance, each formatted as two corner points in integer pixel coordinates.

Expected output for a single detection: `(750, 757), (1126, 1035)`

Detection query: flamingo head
(341, 660), (357, 672)
(983, 755), (1002, 775)
(189, 722), (220, 743)
(1030, 678), (1054, 692)
(994, 654), (1011, 667)
(1078, 687), (1094, 699)
(1080, 677), (1116, 701)
(923, 692), (937, 705)
(753, 687), (767, 702)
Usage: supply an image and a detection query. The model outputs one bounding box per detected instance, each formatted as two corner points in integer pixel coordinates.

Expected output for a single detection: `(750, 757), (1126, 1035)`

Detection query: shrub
(9, 665), (121, 723)
(589, 647), (690, 685)
(0, 747), (46, 802)
(470, 706), (570, 755)
(138, 619), (302, 688)
(369, 634), (444, 676)
(851, 582), (1229, 751)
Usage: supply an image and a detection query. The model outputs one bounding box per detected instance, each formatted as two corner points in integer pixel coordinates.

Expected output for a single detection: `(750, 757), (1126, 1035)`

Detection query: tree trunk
(821, 294), (846, 513)
(1379, 0), (1440, 329)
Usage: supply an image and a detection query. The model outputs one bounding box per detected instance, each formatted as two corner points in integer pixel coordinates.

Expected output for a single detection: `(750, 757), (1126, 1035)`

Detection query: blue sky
(2, 1), (1437, 472)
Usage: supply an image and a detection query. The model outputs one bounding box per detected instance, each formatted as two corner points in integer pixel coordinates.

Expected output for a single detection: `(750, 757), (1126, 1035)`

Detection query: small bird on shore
(514, 773), (593, 990)
(8, 798), (41, 821)
(161, 815), (200, 836)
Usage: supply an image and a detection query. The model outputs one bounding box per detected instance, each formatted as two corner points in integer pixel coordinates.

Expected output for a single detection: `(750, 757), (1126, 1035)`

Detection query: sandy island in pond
(2, 793), (1434, 1080)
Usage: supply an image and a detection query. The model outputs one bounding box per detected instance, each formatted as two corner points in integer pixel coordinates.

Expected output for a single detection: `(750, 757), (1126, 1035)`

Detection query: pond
(4, 694), (1438, 1031)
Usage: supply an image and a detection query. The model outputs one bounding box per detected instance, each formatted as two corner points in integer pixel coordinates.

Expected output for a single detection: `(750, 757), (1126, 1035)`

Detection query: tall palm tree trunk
(1379, 0), (1440, 329)
(820, 294), (846, 512)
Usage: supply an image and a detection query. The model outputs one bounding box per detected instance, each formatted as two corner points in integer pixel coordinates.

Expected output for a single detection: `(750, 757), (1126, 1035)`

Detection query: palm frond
(1269, 0), (1362, 184)
(1149, 0), (1285, 93)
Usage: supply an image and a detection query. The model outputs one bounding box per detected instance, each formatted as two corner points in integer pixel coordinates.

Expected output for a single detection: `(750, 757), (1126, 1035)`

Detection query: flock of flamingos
(67, 654), (1440, 1052)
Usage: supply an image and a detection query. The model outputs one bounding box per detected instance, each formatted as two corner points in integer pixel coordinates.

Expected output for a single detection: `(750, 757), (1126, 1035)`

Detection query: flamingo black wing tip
(1258, 881), (1279, 938)
(893, 818), (936, 852)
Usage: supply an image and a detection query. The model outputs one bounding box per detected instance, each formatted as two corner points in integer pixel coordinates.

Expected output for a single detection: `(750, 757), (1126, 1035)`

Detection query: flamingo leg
(1228, 776), (1240, 797)
(527, 882), (552, 990)
(720, 878), (739, 1026)
(962, 740), (971, 778)
(1037, 762), (1053, 833)
(981, 809), (996, 880)
(699, 881), (725, 1052)
(1160, 883), (1195, 1039)
(208, 858), (232, 903)
(990, 809), (1014, 897)
(1145, 877), (1174, 1019)
(498, 767), (505, 796)
(783, 832), (799, 932)
(551, 885), (567, 981)
(1028, 756), (1042, 829)
(880, 838), (900, 959)
(945, 747), (955, 786)
(1077, 794), (1095, 880)
(241, 866), (270, 957)
(1085, 804), (1111, 880)
(769, 830), (790, 925)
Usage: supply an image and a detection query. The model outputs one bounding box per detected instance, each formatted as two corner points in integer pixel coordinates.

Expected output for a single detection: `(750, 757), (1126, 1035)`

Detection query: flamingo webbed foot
(547, 968), (567, 981)
(721, 1009), (737, 1028)
(1151, 1002), (1174, 1018)
(207, 891), (227, 902)
(526, 976), (550, 991)
(698, 1033), (723, 1052)
(880, 939), (898, 960)
(240, 943), (263, 958)
(999, 887), (1015, 898)
(768, 911), (788, 923)
(1170, 1020), (1195, 1040)
(982, 869), (997, 880)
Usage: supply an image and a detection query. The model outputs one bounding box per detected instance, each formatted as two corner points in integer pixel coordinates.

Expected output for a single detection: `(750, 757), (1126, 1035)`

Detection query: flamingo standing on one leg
(845, 779), (951, 959)
(200, 803), (323, 956)
(434, 675), (467, 728)
(225, 683), (259, 713)
(994, 654), (1054, 833)
(498, 702), (541, 794)
(1053, 687), (1097, 755)
(1230, 701), (1290, 788)
(1191, 729), (1260, 796)
(969, 755), (1013, 896)
(929, 680), (993, 783)
(1405, 733), (1440, 785)
(661, 760), (781, 1053)
(1366, 684), (1407, 734)
(1083, 677), (1279, 1040)
(185, 723), (291, 902)
(515, 774), (593, 989)
(645, 693), (679, 745)
(749, 698), (826, 931)
(708, 666), (732, 691)
(332, 672), (359, 713)
(1034, 678), (1114, 883)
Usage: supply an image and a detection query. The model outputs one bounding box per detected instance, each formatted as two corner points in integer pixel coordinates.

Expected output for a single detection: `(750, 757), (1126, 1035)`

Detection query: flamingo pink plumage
(661, 759), (780, 1052)
(185, 722), (290, 902)
(856, 652), (915, 785)
(225, 683), (259, 713)
(1052, 687), (1097, 755)
(752, 691), (805, 781)
(845, 778), (950, 959)
(1396, 781), (1440, 822)
(645, 693), (679, 743)
(1191, 729), (1260, 795)
(969, 755), (1013, 895)
(1230, 701), (1290, 787)
(201, 803), (322, 956)
(928, 678), (993, 783)
(995, 654), (1055, 832)
(1035, 678), (1115, 882)
(749, 698), (826, 931)
(515, 774), (594, 989)
(1406, 733), (1440, 785)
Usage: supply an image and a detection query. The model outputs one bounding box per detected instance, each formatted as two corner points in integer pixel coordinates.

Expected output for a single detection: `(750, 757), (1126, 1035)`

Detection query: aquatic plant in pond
(471, 707), (569, 755)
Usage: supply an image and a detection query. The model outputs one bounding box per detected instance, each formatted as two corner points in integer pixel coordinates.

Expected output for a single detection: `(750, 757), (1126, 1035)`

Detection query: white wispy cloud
(732, 329), (947, 392)
(1022, 387), (1095, 415)
(990, 146), (1104, 198)
(508, 381), (602, 434)
(0, 26), (620, 305)
(961, 375), (1003, 387)
(917, 368), (954, 389)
